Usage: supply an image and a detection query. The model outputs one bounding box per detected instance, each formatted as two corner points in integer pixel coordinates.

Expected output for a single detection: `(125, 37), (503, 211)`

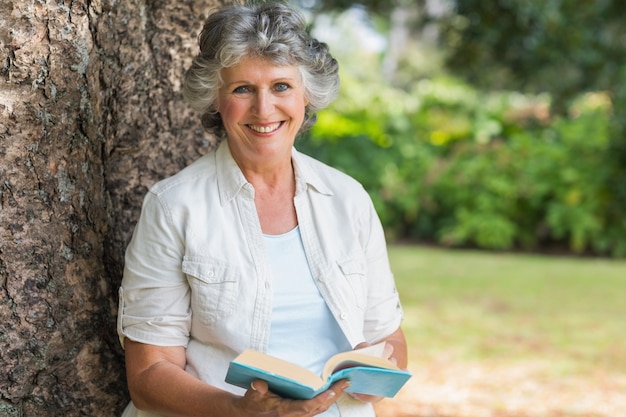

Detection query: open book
(225, 343), (412, 400)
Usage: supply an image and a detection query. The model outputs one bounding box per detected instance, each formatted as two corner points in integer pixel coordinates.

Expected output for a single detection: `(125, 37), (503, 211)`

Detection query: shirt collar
(291, 147), (333, 197)
(215, 140), (334, 205)
(215, 140), (250, 204)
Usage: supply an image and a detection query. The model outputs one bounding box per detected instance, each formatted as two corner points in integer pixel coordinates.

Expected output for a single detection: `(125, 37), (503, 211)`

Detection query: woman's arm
(124, 340), (350, 417)
(125, 340), (237, 416)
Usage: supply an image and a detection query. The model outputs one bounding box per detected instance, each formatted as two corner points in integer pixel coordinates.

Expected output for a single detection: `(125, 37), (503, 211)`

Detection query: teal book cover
(225, 346), (412, 400)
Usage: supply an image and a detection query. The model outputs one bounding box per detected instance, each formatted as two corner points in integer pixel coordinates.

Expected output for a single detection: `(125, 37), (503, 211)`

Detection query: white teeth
(249, 122), (281, 133)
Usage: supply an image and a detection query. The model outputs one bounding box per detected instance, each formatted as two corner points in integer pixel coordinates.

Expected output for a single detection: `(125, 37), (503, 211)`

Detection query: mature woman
(117, 2), (407, 416)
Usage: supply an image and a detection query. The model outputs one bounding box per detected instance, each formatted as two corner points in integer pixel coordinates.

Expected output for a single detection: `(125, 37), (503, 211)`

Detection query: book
(224, 343), (412, 400)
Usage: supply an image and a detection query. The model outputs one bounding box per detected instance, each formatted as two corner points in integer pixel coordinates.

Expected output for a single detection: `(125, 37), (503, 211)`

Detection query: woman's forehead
(221, 56), (301, 83)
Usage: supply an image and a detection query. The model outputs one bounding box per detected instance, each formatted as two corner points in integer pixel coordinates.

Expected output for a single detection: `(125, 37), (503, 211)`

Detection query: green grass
(389, 245), (626, 375)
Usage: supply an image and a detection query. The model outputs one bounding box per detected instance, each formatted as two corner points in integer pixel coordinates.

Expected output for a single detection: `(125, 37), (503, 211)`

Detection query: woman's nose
(253, 90), (274, 116)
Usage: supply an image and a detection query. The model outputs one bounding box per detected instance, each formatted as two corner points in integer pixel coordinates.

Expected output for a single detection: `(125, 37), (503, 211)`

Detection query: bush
(297, 75), (624, 256)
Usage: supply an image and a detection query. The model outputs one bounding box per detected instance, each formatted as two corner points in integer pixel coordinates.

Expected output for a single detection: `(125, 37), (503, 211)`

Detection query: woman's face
(215, 56), (308, 167)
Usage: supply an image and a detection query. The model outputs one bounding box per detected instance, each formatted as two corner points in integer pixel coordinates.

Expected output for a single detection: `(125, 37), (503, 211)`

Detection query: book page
(234, 349), (325, 389)
(321, 342), (398, 381)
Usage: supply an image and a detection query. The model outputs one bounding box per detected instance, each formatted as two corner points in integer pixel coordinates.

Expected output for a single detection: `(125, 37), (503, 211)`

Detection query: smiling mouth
(247, 122), (283, 134)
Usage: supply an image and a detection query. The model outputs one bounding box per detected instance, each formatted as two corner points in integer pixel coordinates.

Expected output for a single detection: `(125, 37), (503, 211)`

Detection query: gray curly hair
(183, 1), (340, 139)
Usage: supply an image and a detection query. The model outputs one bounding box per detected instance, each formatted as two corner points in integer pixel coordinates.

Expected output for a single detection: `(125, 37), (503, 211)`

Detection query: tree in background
(436, 0), (626, 254)
(308, 0), (625, 115)
(1, 1), (219, 415)
(439, 1), (625, 108)
(301, 0), (626, 255)
(297, 0), (431, 83)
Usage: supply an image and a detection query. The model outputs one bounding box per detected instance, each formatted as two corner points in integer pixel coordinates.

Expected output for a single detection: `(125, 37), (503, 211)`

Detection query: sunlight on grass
(390, 245), (626, 375)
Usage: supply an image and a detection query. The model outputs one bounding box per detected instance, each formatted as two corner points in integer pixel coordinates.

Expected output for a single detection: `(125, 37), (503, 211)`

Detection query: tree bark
(0, 1), (218, 415)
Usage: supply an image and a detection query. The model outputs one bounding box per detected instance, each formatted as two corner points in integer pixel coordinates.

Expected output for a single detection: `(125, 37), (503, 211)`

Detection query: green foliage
(429, 104), (614, 254)
(298, 73), (625, 256)
(295, 2), (626, 257)
(437, 0), (626, 255)
(440, 0), (626, 107)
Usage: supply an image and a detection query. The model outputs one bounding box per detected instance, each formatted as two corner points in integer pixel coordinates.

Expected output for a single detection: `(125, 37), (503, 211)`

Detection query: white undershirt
(264, 226), (351, 415)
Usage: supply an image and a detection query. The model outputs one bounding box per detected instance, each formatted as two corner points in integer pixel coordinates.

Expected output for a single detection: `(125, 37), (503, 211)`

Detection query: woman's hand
(233, 379), (351, 416)
(348, 327), (408, 404)
(125, 340), (349, 417)
(346, 342), (393, 404)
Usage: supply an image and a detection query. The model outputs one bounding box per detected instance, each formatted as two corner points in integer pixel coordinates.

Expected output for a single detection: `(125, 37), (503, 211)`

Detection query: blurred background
(293, 0), (626, 258)
(289, 1), (626, 416)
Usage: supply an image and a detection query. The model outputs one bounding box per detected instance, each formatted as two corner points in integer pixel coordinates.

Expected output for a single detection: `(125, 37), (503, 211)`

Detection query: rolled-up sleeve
(361, 200), (404, 343)
(117, 191), (191, 348)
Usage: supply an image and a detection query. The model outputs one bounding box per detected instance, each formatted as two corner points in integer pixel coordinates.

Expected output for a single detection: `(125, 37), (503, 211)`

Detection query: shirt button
(340, 312), (347, 320)
(207, 270), (215, 278)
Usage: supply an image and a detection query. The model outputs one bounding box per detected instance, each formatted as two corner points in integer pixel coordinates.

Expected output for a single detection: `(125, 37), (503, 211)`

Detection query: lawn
(389, 245), (626, 375)
(376, 245), (626, 416)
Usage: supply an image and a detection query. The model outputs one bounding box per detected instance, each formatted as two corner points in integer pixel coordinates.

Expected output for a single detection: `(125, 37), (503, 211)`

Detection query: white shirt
(265, 226), (349, 417)
(265, 226), (352, 373)
(117, 140), (403, 417)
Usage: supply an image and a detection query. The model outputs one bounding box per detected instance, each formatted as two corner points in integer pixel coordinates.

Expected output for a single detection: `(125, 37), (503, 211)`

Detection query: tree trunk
(0, 1), (218, 415)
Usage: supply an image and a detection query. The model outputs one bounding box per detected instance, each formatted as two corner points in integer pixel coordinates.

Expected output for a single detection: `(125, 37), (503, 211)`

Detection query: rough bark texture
(0, 1), (218, 416)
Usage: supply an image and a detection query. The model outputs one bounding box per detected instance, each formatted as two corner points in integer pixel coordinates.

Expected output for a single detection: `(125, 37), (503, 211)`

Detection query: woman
(117, 2), (407, 416)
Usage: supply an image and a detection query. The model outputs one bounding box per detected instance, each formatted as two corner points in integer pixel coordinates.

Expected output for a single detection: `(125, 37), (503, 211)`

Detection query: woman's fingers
(309, 380), (351, 414)
(249, 379), (268, 394)
(236, 379), (350, 416)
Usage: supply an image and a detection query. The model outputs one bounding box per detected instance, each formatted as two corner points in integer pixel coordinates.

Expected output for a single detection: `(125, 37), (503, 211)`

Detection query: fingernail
(250, 381), (257, 391)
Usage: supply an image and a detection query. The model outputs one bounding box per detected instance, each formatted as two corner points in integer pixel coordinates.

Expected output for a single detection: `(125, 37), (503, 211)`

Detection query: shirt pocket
(337, 257), (367, 310)
(183, 256), (240, 325)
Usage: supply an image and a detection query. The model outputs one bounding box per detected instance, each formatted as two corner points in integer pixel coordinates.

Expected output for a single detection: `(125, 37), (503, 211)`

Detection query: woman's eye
(274, 83), (291, 93)
(233, 86), (251, 94)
